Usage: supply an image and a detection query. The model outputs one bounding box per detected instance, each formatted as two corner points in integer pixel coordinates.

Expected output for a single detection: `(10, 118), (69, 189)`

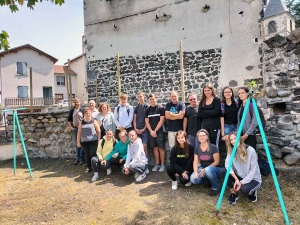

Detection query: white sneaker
(152, 164), (160, 172)
(134, 172), (139, 179)
(185, 181), (192, 187)
(92, 173), (99, 181)
(106, 167), (112, 175)
(159, 165), (166, 172)
(145, 168), (149, 174)
(136, 173), (146, 182)
(172, 181), (178, 190)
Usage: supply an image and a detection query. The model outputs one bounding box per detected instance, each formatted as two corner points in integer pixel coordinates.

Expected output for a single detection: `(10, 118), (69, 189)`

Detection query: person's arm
(123, 107), (134, 128)
(67, 121), (75, 130)
(133, 107), (137, 131)
(77, 123), (82, 148)
(169, 110), (185, 120)
(155, 115), (165, 132)
(124, 146), (131, 168)
(245, 104), (258, 135)
(67, 109), (75, 130)
(113, 107), (121, 128)
(170, 147), (185, 174)
(94, 120), (101, 141)
(220, 117), (225, 140)
(96, 140), (104, 160)
(183, 118), (187, 133)
(186, 146), (194, 171)
(193, 153), (199, 178)
(210, 152), (220, 167)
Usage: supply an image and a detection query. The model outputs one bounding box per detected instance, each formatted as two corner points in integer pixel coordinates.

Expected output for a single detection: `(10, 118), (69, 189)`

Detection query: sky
(0, 0), (84, 65)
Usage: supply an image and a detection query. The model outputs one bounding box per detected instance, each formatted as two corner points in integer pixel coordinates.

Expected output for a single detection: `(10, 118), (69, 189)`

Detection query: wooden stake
(68, 59), (73, 110)
(117, 53), (121, 98)
(29, 67), (33, 112)
(180, 40), (185, 102)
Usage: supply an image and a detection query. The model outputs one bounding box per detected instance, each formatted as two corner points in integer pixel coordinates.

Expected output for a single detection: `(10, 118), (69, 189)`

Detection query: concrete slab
(0, 143), (23, 160)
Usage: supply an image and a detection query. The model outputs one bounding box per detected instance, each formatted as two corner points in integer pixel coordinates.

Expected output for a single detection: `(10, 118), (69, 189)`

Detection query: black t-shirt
(165, 101), (186, 132)
(194, 143), (219, 168)
(134, 103), (149, 129)
(221, 102), (238, 125)
(145, 104), (165, 133)
(184, 105), (199, 136)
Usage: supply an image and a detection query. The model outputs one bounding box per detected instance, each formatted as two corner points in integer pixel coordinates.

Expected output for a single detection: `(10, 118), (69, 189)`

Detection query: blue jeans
(73, 127), (85, 159)
(190, 165), (222, 190)
(224, 124), (237, 135)
(188, 135), (200, 150)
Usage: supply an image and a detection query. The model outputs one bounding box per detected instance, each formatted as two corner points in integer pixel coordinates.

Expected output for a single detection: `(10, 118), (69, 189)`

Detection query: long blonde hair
(226, 132), (247, 163)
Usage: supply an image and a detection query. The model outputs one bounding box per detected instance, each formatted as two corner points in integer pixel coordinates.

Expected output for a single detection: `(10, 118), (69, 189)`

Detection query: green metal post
(13, 111), (16, 174)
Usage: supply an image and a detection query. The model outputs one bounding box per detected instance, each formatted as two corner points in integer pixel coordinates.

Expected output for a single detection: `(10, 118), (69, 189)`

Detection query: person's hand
(234, 180), (242, 191)
(199, 168), (205, 178)
(119, 158), (124, 164)
(124, 167), (130, 175)
(221, 135), (226, 141)
(182, 171), (189, 180)
(71, 127), (75, 131)
(77, 143), (81, 148)
(101, 160), (106, 166)
(241, 134), (248, 141)
(118, 126), (125, 131)
(150, 130), (157, 138)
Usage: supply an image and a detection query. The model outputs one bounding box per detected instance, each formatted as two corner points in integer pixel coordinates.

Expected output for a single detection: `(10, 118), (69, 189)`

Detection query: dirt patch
(0, 158), (299, 225)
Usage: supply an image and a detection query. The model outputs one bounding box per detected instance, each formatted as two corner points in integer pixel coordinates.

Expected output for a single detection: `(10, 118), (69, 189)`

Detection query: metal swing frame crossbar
(2, 108), (33, 178)
(216, 98), (290, 225)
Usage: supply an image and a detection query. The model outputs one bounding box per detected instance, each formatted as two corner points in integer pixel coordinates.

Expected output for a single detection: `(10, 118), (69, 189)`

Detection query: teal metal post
(14, 111), (33, 178)
(216, 98), (250, 211)
(252, 98), (289, 225)
(13, 111), (17, 174)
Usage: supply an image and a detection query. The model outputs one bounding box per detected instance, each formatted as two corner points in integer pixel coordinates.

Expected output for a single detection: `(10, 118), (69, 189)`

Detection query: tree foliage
(285, 0), (300, 27)
(0, 0), (64, 52)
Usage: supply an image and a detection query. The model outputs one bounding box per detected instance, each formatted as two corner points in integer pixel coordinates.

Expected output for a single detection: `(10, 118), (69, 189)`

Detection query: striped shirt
(81, 119), (98, 142)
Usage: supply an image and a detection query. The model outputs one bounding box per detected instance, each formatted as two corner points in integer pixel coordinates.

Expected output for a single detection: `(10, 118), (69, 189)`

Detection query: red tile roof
(54, 65), (76, 75)
(0, 44), (58, 63)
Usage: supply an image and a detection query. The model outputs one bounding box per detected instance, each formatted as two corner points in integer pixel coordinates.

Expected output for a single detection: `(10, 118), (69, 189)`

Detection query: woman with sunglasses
(190, 129), (222, 196)
(220, 86), (238, 141)
(198, 83), (221, 148)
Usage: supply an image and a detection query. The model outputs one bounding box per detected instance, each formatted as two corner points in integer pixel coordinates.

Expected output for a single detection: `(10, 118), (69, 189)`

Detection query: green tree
(285, 0), (300, 27)
(0, 0), (64, 51)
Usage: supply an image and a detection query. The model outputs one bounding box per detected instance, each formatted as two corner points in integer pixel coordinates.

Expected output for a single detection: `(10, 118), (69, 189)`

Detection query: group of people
(67, 84), (262, 204)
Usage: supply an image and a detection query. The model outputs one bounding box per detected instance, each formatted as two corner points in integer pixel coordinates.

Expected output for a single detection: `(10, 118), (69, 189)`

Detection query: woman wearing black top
(166, 130), (194, 190)
(198, 83), (221, 147)
(220, 86), (238, 141)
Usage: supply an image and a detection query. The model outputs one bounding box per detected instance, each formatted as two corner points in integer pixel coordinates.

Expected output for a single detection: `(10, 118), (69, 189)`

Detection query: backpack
(116, 105), (130, 120)
(221, 99), (239, 114)
(258, 157), (279, 176)
(249, 101), (266, 132)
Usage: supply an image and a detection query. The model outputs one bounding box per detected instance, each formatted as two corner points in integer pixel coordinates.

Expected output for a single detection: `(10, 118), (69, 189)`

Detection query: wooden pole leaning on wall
(116, 53), (121, 98)
(29, 67), (33, 112)
(95, 78), (98, 105)
(65, 63), (70, 110)
(179, 40), (185, 102)
(68, 59), (73, 110)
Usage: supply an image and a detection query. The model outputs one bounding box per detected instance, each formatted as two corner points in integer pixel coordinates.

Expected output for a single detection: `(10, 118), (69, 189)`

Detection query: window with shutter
(16, 62), (28, 75)
(268, 21), (277, 34)
(56, 76), (65, 86)
(18, 86), (28, 98)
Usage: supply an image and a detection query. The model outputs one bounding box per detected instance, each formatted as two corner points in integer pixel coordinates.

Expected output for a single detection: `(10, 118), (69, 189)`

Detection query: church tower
(262, 0), (295, 40)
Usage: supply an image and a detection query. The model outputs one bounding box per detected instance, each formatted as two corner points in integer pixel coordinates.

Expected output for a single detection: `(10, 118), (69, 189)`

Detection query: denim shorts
(224, 124), (237, 135)
(137, 130), (149, 144)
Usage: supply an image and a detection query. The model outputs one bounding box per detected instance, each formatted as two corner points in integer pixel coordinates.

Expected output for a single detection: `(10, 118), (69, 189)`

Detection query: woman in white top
(97, 102), (116, 138)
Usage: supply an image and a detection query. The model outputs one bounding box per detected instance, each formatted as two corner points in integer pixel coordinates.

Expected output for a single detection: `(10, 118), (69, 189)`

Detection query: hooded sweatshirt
(113, 103), (134, 129)
(96, 135), (117, 160)
(124, 138), (148, 168)
(106, 138), (130, 161)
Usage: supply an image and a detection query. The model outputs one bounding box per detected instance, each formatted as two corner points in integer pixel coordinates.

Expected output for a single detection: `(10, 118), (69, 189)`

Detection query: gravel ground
(0, 158), (299, 225)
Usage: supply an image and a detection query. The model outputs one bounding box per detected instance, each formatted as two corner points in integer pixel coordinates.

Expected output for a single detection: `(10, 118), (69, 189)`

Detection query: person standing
(89, 100), (99, 119)
(97, 102), (116, 137)
(77, 109), (101, 173)
(114, 93), (134, 140)
(145, 93), (166, 172)
(133, 92), (149, 157)
(198, 83), (221, 148)
(67, 97), (85, 165)
(183, 93), (200, 150)
(165, 91), (186, 151)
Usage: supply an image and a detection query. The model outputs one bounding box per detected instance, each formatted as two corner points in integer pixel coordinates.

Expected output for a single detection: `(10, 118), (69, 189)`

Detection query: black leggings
(221, 168), (261, 195)
(81, 140), (98, 170)
(201, 120), (220, 148)
(244, 135), (257, 150)
(166, 165), (191, 185)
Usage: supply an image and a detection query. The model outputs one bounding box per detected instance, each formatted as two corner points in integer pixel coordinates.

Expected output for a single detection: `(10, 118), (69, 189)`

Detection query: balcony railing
(5, 97), (59, 107)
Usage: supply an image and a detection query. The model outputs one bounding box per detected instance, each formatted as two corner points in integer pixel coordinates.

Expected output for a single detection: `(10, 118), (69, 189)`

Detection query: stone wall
(87, 48), (221, 106)
(257, 30), (300, 165)
(6, 111), (75, 158)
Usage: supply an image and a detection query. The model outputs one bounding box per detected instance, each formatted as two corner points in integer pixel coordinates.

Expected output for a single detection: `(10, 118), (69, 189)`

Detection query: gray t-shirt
(134, 103), (149, 129)
(194, 144), (219, 168)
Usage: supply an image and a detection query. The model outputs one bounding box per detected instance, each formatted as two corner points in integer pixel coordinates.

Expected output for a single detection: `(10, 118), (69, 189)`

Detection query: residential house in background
(54, 65), (76, 103)
(0, 44), (58, 112)
(65, 54), (88, 105)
